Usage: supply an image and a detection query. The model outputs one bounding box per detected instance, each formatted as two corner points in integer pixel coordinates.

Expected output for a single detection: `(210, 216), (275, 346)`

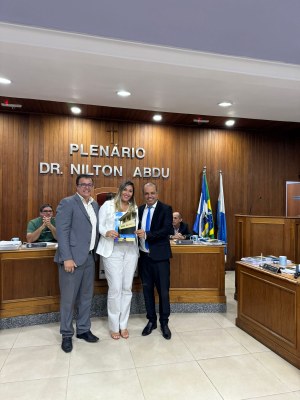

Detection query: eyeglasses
(42, 210), (53, 213)
(77, 183), (94, 188)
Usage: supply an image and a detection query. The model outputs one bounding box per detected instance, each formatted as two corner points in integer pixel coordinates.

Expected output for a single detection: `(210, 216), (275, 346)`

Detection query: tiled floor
(0, 272), (299, 400)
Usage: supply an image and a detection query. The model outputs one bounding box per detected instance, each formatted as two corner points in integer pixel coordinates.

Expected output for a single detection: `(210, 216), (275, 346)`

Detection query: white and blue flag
(217, 171), (227, 248)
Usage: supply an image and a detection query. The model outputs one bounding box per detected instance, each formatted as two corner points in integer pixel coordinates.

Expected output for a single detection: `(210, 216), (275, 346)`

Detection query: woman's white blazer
(96, 199), (139, 258)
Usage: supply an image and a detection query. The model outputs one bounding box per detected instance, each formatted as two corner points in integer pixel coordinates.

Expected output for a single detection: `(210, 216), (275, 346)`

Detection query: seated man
(26, 204), (57, 243)
(170, 211), (191, 240)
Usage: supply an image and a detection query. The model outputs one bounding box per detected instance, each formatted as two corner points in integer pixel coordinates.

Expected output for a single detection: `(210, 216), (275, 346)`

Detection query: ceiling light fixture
(225, 119), (235, 127)
(218, 101), (232, 107)
(117, 90), (131, 97)
(71, 106), (81, 115)
(153, 114), (162, 122)
(0, 77), (12, 85)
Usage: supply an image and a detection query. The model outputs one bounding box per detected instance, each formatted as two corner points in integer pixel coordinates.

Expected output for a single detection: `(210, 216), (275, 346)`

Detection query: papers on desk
(174, 239), (226, 245)
(241, 256), (273, 265)
(281, 266), (296, 275)
(0, 240), (22, 250)
(241, 256), (299, 279)
(198, 238), (226, 245)
(204, 240), (226, 245)
(241, 256), (293, 267)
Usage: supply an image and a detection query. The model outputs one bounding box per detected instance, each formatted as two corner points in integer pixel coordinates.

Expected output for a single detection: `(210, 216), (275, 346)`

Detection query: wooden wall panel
(1, 113), (300, 269)
(0, 114), (29, 240)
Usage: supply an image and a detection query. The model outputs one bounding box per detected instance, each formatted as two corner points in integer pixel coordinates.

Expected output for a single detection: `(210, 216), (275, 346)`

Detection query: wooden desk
(236, 261), (300, 369)
(0, 247), (60, 318)
(0, 247), (141, 319)
(170, 243), (226, 304)
(234, 214), (300, 299)
(1, 244), (226, 320)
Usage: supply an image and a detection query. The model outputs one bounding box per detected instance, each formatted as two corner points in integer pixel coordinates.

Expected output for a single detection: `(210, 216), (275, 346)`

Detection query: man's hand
(43, 216), (52, 227)
(173, 232), (185, 240)
(135, 229), (146, 239)
(64, 259), (76, 273)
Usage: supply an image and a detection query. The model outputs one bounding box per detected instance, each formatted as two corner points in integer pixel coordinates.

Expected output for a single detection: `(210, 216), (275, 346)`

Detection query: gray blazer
(54, 194), (99, 266)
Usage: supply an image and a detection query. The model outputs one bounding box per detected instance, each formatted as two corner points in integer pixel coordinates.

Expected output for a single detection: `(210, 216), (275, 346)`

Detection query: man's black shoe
(61, 337), (73, 353)
(161, 324), (172, 340)
(76, 330), (99, 343)
(142, 321), (157, 336)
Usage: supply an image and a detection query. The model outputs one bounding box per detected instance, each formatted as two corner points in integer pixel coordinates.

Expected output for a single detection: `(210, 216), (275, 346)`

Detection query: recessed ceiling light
(153, 114), (162, 122)
(225, 119), (235, 127)
(0, 77), (12, 85)
(71, 106), (81, 115)
(218, 101), (232, 107)
(117, 90), (131, 97)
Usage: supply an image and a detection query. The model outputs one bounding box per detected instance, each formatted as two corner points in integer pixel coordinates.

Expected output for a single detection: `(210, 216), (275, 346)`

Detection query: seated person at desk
(26, 204), (57, 243)
(170, 212), (191, 240)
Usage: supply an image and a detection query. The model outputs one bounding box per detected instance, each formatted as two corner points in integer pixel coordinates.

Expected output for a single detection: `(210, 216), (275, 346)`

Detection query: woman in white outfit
(96, 181), (139, 339)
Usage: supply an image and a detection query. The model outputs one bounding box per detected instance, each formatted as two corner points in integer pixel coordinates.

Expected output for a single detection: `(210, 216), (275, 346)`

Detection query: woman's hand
(106, 230), (119, 239)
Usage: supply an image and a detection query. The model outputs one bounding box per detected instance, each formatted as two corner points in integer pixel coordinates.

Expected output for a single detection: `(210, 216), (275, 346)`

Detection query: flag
(217, 171), (227, 247)
(193, 169), (214, 238)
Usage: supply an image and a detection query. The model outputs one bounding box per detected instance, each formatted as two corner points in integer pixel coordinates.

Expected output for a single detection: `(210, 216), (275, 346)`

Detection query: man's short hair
(76, 174), (94, 185)
(143, 182), (158, 193)
(173, 211), (182, 219)
(40, 203), (53, 212)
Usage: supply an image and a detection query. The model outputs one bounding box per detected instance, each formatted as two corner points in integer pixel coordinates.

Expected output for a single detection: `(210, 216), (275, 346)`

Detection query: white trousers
(102, 242), (138, 332)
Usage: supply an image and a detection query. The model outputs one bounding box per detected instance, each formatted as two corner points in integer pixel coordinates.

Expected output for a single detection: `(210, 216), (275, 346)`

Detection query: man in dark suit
(55, 174), (100, 352)
(170, 211), (191, 240)
(136, 182), (173, 340)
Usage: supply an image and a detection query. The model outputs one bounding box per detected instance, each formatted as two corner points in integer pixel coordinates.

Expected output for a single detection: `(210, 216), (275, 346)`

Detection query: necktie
(145, 206), (152, 250)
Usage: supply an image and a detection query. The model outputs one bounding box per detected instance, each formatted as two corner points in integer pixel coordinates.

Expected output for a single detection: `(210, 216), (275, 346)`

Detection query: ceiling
(0, 13), (300, 130)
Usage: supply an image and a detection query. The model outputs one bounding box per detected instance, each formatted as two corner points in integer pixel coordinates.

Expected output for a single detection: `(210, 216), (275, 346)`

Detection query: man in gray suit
(55, 174), (100, 353)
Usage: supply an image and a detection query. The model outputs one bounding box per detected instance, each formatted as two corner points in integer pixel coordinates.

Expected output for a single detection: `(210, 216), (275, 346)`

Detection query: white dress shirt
(77, 193), (97, 251)
(139, 201), (157, 252)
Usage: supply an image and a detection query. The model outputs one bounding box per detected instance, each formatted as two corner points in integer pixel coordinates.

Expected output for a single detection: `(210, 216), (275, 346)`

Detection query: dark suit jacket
(138, 200), (173, 261)
(173, 221), (191, 238)
(54, 194), (99, 266)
